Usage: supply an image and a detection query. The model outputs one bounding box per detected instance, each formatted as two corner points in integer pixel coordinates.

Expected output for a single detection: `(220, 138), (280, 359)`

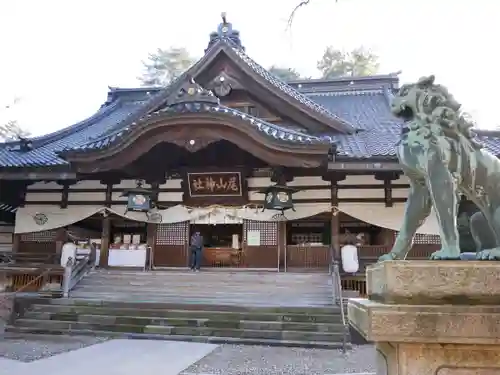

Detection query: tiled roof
(1, 50), (500, 167)
(0, 98), (149, 167)
(227, 41), (355, 132)
(62, 101), (327, 154)
(309, 89), (404, 159)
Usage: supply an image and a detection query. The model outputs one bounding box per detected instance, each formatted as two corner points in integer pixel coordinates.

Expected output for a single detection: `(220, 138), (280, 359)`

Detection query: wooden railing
(62, 243), (96, 297)
(328, 246), (349, 352)
(341, 275), (367, 297)
(0, 266), (57, 322)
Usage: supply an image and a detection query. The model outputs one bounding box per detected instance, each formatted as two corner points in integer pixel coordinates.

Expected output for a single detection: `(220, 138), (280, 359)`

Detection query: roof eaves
(3, 98), (124, 152)
(218, 39), (356, 134)
(103, 40), (228, 129)
(61, 101), (331, 154)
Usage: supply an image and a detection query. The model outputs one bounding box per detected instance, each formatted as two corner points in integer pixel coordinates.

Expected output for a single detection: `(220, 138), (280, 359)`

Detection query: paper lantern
(341, 244), (359, 273)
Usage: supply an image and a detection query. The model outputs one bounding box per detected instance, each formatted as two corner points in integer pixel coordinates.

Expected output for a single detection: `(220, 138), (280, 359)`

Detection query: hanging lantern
(121, 180), (154, 214)
(258, 184), (300, 213)
(341, 244), (359, 273)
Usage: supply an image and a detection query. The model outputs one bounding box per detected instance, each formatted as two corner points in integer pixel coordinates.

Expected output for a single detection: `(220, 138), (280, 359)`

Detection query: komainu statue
(379, 75), (500, 261)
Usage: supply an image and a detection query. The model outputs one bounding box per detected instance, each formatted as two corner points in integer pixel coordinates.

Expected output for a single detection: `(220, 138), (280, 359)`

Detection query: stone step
(82, 273), (330, 285)
(29, 302), (341, 322)
(11, 318), (345, 342)
(67, 292), (332, 307)
(89, 270), (328, 277)
(46, 298), (338, 312)
(5, 325), (348, 349)
(74, 284), (331, 296)
(10, 267), (346, 349)
(23, 311), (344, 331)
(76, 282), (331, 290)
(71, 292), (332, 301)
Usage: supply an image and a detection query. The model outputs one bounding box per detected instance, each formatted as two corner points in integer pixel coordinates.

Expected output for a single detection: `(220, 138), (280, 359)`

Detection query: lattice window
(291, 233), (323, 244)
(20, 231), (57, 242)
(243, 220), (277, 246)
(156, 222), (188, 245)
(394, 232), (441, 245)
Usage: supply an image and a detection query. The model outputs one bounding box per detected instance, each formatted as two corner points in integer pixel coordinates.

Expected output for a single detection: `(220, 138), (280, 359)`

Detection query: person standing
(189, 231), (203, 271)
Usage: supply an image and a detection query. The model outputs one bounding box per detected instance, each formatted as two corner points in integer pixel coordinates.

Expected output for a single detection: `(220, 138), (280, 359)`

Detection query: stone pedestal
(348, 261), (500, 375)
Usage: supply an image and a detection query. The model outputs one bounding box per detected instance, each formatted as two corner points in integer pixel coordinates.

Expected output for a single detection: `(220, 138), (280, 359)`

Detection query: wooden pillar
(146, 223), (157, 270)
(331, 182), (340, 260)
(60, 183), (70, 209)
(104, 183), (113, 208)
(277, 221), (286, 271)
(271, 167), (293, 271)
(323, 173), (346, 260)
(375, 172), (400, 208)
(145, 180), (160, 270)
(99, 216), (111, 268)
(99, 177), (121, 268)
(12, 233), (20, 253)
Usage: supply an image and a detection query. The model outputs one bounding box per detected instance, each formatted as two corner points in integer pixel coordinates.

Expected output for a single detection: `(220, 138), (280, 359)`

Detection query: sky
(0, 0), (498, 136)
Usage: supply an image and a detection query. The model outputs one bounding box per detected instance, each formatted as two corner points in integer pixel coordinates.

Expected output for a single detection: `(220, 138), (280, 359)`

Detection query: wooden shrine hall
(2, 15), (498, 294)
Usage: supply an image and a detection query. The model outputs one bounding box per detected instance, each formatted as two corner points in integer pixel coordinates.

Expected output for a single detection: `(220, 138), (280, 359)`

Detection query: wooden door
(153, 222), (189, 267)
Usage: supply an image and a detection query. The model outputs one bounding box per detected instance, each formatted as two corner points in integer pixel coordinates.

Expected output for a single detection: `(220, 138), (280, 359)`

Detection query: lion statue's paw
(378, 253), (396, 262)
(476, 248), (500, 260)
(429, 248), (461, 260)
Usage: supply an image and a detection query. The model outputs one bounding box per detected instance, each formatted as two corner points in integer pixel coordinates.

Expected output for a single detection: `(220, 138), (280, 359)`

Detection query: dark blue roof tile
(0, 99), (145, 167)
(307, 89), (402, 132)
(64, 102), (327, 154)
(228, 41), (355, 132)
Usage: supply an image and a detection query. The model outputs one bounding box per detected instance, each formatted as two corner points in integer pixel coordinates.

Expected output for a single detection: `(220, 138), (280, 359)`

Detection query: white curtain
(15, 202), (440, 235)
(15, 205), (105, 234)
(338, 202), (440, 235)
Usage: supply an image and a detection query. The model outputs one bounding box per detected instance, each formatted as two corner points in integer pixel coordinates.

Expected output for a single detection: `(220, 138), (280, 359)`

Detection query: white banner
(338, 202), (440, 235)
(15, 202), (440, 235)
(15, 205), (106, 234)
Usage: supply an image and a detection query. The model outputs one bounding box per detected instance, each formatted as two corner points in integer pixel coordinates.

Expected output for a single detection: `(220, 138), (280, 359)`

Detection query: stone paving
(0, 334), (376, 375)
(0, 338), (218, 375)
(181, 344), (376, 375)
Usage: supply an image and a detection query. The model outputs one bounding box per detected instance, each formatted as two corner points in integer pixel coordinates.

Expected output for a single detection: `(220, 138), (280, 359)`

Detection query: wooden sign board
(185, 171), (247, 206)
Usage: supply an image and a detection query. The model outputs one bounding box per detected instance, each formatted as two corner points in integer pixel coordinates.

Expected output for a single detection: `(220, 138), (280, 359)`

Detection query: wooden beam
(328, 162), (401, 171)
(0, 172), (77, 180)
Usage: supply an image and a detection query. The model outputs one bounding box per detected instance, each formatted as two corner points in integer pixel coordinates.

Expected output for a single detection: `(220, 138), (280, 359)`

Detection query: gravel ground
(0, 334), (109, 362)
(181, 344), (376, 375)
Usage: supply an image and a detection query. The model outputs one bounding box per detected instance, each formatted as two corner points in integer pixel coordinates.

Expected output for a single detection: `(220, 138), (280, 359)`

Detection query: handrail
(332, 261), (348, 352)
(328, 245), (348, 353)
(0, 267), (55, 319)
(62, 242), (96, 297)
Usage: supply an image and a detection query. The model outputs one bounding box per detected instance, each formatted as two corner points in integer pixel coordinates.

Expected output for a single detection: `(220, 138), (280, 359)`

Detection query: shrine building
(2, 16), (498, 292)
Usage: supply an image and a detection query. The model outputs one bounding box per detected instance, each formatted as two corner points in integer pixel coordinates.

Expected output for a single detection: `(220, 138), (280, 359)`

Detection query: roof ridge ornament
(169, 76), (220, 106)
(206, 12), (245, 52)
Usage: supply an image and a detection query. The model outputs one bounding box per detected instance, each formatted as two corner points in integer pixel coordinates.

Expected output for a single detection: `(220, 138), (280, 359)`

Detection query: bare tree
(288, 0), (339, 28)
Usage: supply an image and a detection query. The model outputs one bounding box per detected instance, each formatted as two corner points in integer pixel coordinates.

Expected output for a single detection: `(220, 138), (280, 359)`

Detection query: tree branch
(287, 0), (340, 29)
(287, 0), (311, 29)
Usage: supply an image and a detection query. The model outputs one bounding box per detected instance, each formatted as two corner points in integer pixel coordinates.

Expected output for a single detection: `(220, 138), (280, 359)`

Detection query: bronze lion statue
(379, 75), (500, 261)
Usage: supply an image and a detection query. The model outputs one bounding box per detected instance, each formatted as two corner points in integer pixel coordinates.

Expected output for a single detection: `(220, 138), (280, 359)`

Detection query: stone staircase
(7, 270), (349, 349)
